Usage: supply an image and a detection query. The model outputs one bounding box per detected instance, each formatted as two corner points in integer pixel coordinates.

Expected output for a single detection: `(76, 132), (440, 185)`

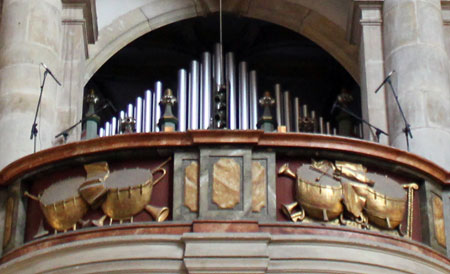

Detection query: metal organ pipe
(99, 128), (105, 137)
(294, 97), (300, 132)
(153, 81), (163, 132)
(111, 117), (117, 135)
(105, 122), (111, 136)
(201, 52), (212, 129)
(177, 69), (188, 131)
(127, 104), (133, 119)
(226, 52), (237, 130)
(238, 61), (249, 130)
(249, 70), (258, 130)
(144, 90), (152, 132)
(214, 43), (224, 90)
(274, 84), (283, 127)
(188, 60), (200, 130)
(283, 91), (291, 132)
(135, 97), (143, 133)
(119, 111), (125, 134)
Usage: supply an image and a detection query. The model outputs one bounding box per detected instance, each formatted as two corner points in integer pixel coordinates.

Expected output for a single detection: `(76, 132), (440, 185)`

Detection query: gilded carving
(24, 158), (172, 234)
(184, 161), (199, 212)
(252, 161), (266, 212)
(212, 158), (241, 209)
(279, 160), (411, 234)
(432, 195), (446, 247)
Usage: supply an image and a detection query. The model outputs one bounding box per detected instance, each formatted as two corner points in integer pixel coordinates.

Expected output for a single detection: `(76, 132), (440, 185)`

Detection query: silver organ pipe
(311, 110), (316, 133)
(226, 52), (237, 130)
(294, 97), (300, 132)
(177, 69), (188, 131)
(135, 97), (143, 133)
(201, 52), (212, 129)
(127, 104), (133, 119)
(214, 43), (224, 90)
(249, 70), (258, 130)
(238, 61), (249, 130)
(153, 81), (163, 132)
(93, 46), (354, 139)
(144, 90), (152, 132)
(275, 83), (283, 127)
(283, 91), (291, 132)
(111, 117), (117, 135)
(188, 60), (200, 130)
(119, 111), (125, 134)
(105, 122), (111, 136)
(319, 117), (324, 134)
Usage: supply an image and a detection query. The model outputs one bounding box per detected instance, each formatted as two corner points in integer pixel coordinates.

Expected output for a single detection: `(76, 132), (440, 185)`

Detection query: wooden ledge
(0, 131), (448, 186)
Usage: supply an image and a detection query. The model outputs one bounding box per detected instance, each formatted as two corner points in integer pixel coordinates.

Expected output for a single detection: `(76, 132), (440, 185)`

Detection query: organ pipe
(238, 61), (249, 130)
(153, 81), (163, 132)
(226, 52), (237, 130)
(274, 84), (283, 127)
(188, 60), (200, 130)
(249, 70), (258, 130)
(135, 97), (143, 133)
(144, 90), (152, 132)
(283, 91), (291, 132)
(177, 69), (188, 131)
(201, 52), (212, 129)
(294, 97), (300, 132)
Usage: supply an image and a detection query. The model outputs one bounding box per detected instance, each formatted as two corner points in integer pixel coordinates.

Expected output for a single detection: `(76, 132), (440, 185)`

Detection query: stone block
(417, 1), (445, 47)
(173, 151), (200, 221)
(384, 2), (418, 54)
(173, 149), (276, 221)
(182, 232), (270, 274)
(199, 147), (252, 220)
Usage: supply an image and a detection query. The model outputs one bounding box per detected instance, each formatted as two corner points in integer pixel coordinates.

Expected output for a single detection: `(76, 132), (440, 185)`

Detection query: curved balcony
(0, 131), (449, 273)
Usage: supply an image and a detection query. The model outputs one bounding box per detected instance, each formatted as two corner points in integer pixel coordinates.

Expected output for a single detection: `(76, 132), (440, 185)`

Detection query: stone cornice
(62, 0), (98, 44)
(347, 0), (384, 45)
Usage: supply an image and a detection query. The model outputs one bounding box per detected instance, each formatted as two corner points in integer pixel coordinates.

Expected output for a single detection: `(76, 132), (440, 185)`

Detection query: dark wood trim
(0, 131), (448, 186)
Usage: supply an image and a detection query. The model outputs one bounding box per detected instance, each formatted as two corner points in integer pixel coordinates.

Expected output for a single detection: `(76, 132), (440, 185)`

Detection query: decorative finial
(158, 88), (178, 132)
(257, 91), (276, 132)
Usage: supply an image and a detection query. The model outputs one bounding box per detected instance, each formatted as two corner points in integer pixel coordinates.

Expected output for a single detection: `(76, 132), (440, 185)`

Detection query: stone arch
(85, 0), (359, 85)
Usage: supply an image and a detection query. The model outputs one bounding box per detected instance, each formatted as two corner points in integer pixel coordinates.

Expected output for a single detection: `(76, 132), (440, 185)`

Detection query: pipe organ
(97, 43), (363, 138)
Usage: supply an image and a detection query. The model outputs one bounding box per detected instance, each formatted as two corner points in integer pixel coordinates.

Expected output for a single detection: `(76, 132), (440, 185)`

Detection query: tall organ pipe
(249, 70), (258, 130)
(238, 61), (249, 130)
(294, 97), (300, 132)
(111, 117), (117, 135)
(177, 69), (188, 131)
(226, 52), (237, 129)
(119, 111), (125, 134)
(188, 60), (200, 130)
(105, 122), (111, 136)
(135, 97), (143, 133)
(201, 52), (212, 129)
(274, 84), (283, 127)
(283, 91), (291, 132)
(153, 81), (163, 132)
(144, 90), (152, 132)
(214, 43), (224, 90)
(127, 104), (133, 119)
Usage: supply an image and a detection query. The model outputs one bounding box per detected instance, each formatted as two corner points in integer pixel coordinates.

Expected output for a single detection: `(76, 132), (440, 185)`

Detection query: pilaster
(56, 0), (97, 143)
(349, 1), (389, 144)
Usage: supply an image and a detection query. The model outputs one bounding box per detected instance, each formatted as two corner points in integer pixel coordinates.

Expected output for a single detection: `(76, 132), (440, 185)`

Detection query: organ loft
(0, 1), (449, 273)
